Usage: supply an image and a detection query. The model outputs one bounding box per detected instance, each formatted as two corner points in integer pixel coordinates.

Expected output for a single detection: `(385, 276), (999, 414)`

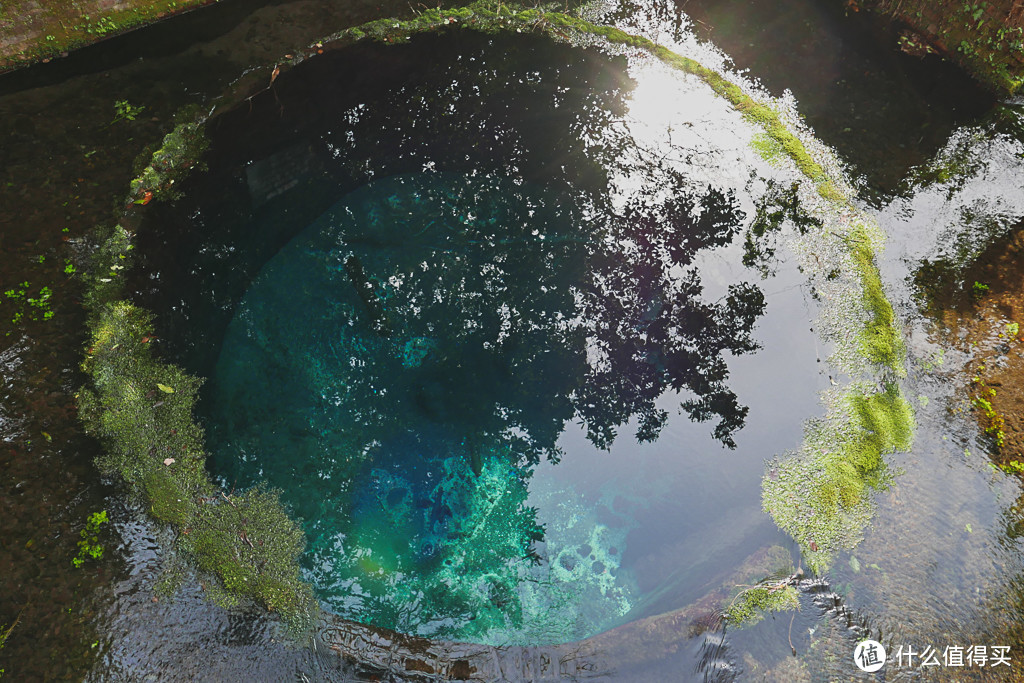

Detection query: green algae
(77, 121), (315, 630)
(763, 383), (912, 573)
(724, 583), (800, 627)
(847, 226), (907, 374)
(127, 117), (208, 204)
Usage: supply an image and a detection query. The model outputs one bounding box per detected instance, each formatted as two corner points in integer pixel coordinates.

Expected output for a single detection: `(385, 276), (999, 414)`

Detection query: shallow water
(3, 0), (1024, 681)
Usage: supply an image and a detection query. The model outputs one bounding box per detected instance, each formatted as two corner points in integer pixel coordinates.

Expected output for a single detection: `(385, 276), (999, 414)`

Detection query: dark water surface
(2, 0), (1023, 680)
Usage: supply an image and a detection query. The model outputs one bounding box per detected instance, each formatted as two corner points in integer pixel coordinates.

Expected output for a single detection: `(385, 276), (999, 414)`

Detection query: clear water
(121, 28), (823, 649)
(6, 0), (1023, 678)
(203, 164), (777, 643)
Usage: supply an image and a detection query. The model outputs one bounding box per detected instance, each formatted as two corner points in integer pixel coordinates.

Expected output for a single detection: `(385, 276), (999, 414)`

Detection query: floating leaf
(42, 431), (52, 442)
(156, 383), (175, 394)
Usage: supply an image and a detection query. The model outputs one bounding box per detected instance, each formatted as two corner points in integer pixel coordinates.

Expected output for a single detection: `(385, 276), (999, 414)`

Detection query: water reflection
(593, 0), (995, 197)
(189, 31), (764, 641)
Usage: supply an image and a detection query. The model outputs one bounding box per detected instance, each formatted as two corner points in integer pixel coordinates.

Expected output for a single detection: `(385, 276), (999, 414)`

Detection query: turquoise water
(206, 168), (767, 643)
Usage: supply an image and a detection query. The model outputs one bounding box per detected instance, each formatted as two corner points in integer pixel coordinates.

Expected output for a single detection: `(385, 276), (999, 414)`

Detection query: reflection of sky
(844, 118), (1024, 655)
(204, 30), (834, 649)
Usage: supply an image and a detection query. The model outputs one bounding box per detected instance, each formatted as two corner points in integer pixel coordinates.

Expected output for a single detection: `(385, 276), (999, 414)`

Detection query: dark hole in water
(130, 29), (770, 644)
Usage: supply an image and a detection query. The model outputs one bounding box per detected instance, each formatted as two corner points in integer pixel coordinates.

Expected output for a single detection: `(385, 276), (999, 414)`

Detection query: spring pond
(130, 30), (813, 648)
(3, 0), (1024, 680)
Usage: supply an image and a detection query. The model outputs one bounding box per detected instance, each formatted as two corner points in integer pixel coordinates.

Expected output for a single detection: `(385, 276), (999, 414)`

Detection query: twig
(0, 602), (28, 647)
(788, 611), (797, 656)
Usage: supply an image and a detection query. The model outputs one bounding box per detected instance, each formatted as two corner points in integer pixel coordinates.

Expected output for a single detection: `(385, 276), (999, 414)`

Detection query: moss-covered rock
(78, 122), (315, 631)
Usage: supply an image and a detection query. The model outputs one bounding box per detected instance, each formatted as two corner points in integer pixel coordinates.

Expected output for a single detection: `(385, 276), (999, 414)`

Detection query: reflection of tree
(580, 169), (764, 449)
(198, 31), (766, 640)
(220, 167), (764, 638)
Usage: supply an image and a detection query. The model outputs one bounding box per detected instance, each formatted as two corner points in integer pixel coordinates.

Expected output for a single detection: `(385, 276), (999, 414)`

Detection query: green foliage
(971, 378), (1006, 449)
(3, 278), (55, 330)
(112, 100), (145, 124)
(973, 280), (991, 297)
(72, 510), (108, 568)
(724, 583), (800, 627)
(999, 459), (1024, 474)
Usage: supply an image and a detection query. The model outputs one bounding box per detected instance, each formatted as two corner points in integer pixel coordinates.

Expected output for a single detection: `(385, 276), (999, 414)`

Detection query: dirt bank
(849, 0), (1024, 92)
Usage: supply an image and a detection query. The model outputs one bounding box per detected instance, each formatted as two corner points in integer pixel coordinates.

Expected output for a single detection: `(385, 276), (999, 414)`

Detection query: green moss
(181, 487), (314, 623)
(78, 120), (316, 631)
(724, 583), (800, 627)
(847, 226), (906, 374)
(127, 120), (208, 204)
(750, 132), (784, 163)
(763, 383), (913, 573)
(1, 0), (218, 73)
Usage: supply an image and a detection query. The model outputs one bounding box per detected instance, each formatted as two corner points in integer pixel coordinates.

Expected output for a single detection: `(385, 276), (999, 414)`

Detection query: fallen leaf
(163, 458), (175, 466)
(156, 383), (175, 393)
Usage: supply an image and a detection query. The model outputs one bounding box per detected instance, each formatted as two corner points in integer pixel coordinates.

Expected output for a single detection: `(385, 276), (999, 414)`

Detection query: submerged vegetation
(72, 510), (109, 568)
(77, 122), (315, 629)
(724, 582), (800, 627)
(764, 384), (912, 573)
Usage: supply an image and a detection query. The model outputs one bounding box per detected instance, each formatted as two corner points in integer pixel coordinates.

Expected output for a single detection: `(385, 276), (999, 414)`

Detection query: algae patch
(77, 122), (315, 629)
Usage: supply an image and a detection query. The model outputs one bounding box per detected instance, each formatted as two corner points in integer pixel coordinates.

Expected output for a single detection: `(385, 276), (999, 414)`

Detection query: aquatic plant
(111, 100), (145, 125)
(76, 121), (315, 630)
(764, 383), (912, 573)
(972, 375), (1007, 449)
(724, 582), (800, 628)
(72, 510), (109, 568)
